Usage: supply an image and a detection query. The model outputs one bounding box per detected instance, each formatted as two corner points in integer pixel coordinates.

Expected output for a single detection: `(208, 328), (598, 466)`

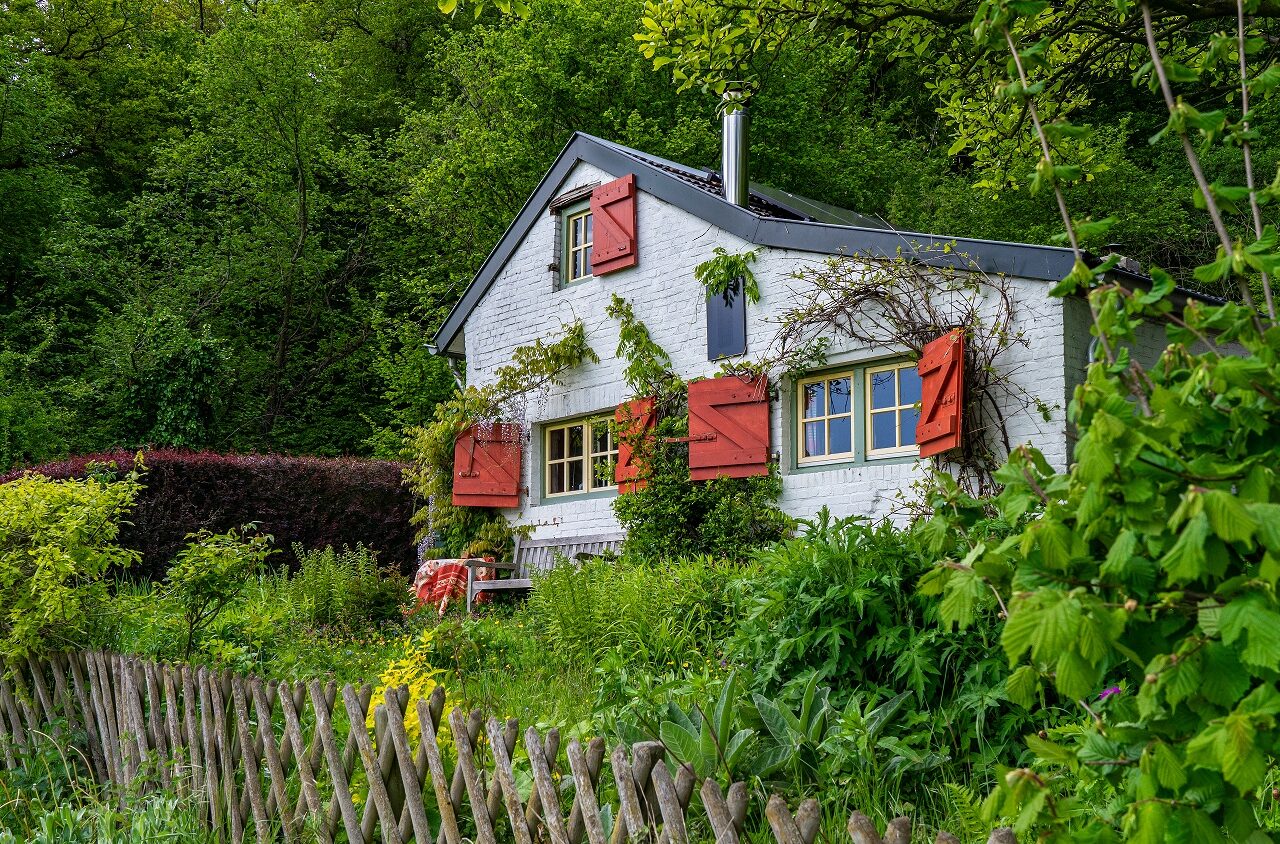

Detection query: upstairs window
(545, 416), (616, 496)
(561, 200), (593, 285)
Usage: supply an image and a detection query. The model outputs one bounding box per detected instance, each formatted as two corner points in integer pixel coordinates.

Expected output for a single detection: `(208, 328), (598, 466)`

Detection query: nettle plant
(922, 0), (1280, 839)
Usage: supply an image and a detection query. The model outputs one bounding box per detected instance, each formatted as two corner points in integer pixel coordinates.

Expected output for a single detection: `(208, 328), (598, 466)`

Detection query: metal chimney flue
(721, 89), (749, 207)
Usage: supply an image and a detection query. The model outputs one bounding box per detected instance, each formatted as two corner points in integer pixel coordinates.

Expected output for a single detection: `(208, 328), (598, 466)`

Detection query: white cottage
(431, 105), (1183, 547)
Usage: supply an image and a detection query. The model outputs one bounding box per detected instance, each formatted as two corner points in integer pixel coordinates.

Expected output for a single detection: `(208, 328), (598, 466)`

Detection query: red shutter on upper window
(916, 330), (965, 458)
(590, 174), (637, 275)
(452, 423), (522, 507)
(687, 376), (770, 481)
(614, 396), (657, 493)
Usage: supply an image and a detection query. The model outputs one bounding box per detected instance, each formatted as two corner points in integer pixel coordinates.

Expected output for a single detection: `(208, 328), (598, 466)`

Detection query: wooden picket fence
(0, 652), (1014, 844)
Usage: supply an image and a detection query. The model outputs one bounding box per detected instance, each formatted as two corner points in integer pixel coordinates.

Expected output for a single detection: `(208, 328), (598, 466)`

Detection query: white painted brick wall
(463, 161), (1073, 539)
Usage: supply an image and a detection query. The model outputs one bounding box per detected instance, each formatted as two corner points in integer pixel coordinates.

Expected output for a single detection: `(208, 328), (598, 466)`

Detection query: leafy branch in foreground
(922, 284), (1280, 840)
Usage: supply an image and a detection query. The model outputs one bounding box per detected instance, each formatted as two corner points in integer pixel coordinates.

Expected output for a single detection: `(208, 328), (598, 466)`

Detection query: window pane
(871, 411), (897, 451)
(571, 216), (582, 248)
(567, 458), (584, 492)
(592, 455), (611, 488)
(804, 421), (825, 457)
(573, 250), (584, 279)
(870, 371), (896, 409)
(899, 408), (919, 446)
(828, 377), (851, 415)
(591, 423), (610, 455)
(585, 212), (593, 243)
(550, 463), (565, 494)
(803, 382), (825, 418)
(583, 245), (592, 275)
(899, 366), (922, 405)
(568, 424), (584, 457)
(549, 428), (564, 460)
(828, 416), (852, 455)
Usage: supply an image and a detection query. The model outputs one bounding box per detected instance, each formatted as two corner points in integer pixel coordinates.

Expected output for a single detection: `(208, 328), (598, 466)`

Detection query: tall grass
(0, 727), (215, 843)
(523, 554), (751, 668)
(267, 543), (407, 630)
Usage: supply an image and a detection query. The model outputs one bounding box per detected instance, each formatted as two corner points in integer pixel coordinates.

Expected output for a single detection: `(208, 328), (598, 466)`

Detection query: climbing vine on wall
(605, 295), (791, 558)
(759, 250), (1048, 496)
(403, 321), (598, 551)
(605, 294), (684, 411)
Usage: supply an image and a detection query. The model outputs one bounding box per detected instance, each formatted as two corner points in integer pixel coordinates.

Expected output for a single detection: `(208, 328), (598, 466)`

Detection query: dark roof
(432, 132), (1147, 357)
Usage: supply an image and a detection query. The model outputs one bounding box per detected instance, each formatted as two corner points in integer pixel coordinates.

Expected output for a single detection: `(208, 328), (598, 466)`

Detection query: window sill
(532, 487), (619, 506)
(789, 454), (922, 475)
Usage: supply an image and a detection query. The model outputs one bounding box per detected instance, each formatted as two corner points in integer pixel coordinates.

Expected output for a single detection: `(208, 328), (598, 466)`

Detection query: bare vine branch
(748, 250), (1047, 496)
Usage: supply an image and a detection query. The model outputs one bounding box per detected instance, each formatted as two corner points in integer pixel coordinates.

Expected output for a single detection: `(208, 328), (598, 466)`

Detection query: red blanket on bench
(410, 558), (493, 616)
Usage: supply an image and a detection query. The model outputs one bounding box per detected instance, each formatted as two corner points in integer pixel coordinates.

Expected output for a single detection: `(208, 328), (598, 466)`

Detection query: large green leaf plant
(922, 286), (1280, 839)
(916, 0), (1280, 834)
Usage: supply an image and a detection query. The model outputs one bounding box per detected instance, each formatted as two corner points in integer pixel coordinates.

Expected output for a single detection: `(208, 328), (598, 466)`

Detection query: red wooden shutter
(916, 330), (965, 458)
(452, 423), (522, 507)
(614, 397), (657, 493)
(590, 174), (637, 275)
(687, 376), (770, 480)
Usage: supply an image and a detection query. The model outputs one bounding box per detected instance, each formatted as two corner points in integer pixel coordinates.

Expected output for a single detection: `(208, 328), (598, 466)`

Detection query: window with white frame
(797, 372), (854, 463)
(866, 362), (922, 456)
(545, 417), (616, 496)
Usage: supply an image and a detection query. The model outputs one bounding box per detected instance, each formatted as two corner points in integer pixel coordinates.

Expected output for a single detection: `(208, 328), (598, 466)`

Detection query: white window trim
(866, 362), (920, 458)
(544, 417), (616, 498)
(796, 370), (856, 466)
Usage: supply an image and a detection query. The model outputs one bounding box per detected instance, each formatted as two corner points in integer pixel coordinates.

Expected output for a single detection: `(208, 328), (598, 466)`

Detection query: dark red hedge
(3, 450), (418, 578)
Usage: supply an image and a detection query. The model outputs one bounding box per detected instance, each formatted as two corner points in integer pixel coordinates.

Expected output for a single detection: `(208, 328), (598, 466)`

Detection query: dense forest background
(1, 0), (1266, 468)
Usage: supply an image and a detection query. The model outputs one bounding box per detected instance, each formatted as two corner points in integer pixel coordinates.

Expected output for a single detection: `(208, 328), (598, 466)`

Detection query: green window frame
(559, 199), (594, 286)
(544, 416), (616, 498)
(792, 359), (923, 468)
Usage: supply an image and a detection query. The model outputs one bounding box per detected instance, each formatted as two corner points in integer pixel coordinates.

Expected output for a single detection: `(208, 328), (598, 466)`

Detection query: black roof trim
(432, 132), (1160, 357)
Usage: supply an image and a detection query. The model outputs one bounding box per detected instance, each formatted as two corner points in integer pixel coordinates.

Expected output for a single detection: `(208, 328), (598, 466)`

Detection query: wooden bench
(465, 532), (626, 612)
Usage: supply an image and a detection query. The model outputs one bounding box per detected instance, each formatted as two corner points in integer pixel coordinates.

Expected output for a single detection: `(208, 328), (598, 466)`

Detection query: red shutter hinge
(662, 433), (717, 444)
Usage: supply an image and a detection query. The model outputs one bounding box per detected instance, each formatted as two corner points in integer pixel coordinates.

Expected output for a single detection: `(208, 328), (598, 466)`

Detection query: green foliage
(165, 525), (275, 659)
(276, 544), (408, 631)
(730, 509), (1038, 783)
(926, 285), (1280, 839)
(403, 320), (597, 553)
(0, 470), (140, 659)
(524, 553), (744, 669)
(750, 673), (836, 783)
(605, 294), (682, 400)
(694, 247), (760, 304)
(0, 728), (214, 843)
(658, 671), (755, 781)
(612, 415), (792, 561)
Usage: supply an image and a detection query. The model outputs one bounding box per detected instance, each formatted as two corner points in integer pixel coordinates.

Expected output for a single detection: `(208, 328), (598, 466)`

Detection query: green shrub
(924, 292), (1280, 839)
(524, 553), (746, 668)
(277, 543), (409, 631)
(728, 509), (1035, 773)
(0, 728), (212, 842)
(612, 416), (793, 561)
(0, 471), (140, 658)
(165, 525), (275, 659)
